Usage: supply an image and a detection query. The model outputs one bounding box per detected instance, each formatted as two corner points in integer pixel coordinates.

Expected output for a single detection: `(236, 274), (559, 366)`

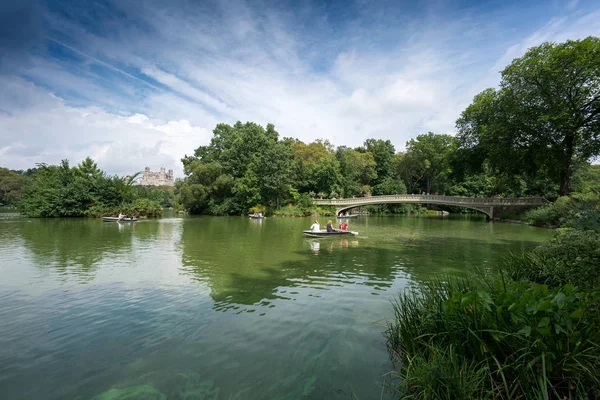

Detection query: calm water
(0, 210), (552, 399)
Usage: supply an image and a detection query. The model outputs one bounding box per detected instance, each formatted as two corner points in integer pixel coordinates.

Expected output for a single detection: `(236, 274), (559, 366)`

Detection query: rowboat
(303, 230), (358, 238)
(248, 215), (264, 219)
(102, 217), (138, 222)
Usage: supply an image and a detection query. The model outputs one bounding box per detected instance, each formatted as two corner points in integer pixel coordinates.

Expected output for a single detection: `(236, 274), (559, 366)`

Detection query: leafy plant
(386, 275), (600, 399)
(505, 229), (600, 289)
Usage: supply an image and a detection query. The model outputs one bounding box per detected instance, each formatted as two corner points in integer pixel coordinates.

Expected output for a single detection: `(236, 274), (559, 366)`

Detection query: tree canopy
(17, 159), (168, 217)
(457, 36), (600, 195)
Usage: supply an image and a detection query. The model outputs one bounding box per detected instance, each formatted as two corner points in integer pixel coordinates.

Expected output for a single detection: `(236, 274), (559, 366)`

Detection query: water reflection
(179, 218), (401, 312)
(17, 219), (161, 279)
(177, 216), (552, 313)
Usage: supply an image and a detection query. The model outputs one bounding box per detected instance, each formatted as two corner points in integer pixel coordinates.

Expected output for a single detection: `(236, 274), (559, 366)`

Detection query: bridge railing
(312, 195), (548, 206)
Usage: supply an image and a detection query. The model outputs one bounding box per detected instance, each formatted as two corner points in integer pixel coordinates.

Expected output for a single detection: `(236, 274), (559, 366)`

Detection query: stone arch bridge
(313, 195), (549, 219)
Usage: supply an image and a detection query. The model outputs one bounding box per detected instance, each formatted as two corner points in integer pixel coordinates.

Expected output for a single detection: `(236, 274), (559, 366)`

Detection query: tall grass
(385, 274), (600, 399)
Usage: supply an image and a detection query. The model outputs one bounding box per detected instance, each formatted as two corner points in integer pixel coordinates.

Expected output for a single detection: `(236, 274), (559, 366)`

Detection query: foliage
(292, 139), (342, 197)
(524, 189), (600, 230)
(17, 158), (165, 218)
(126, 198), (163, 218)
(403, 132), (457, 194)
(336, 147), (377, 197)
(249, 204), (267, 214)
(372, 176), (407, 196)
(132, 186), (175, 208)
(363, 138), (395, 186)
(386, 276), (600, 399)
(179, 122), (302, 215)
(296, 193), (314, 213)
(0, 167), (29, 205)
(505, 229), (600, 290)
(457, 37), (600, 196)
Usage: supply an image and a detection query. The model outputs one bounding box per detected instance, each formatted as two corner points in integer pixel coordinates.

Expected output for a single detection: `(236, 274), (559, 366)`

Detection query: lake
(0, 211), (552, 399)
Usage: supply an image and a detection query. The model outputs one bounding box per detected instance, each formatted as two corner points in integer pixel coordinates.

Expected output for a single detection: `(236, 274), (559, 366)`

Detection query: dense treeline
(176, 124), (597, 216)
(9, 158), (173, 218)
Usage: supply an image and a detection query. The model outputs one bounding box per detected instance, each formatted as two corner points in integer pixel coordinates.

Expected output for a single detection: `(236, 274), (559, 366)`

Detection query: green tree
(291, 139), (342, 197)
(0, 168), (29, 205)
(363, 139), (395, 186)
(178, 161), (234, 215)
(180, 121), (297, 214)
(404, 133), (457, 194)
(457, 37), (600, 196)
(18, 158), (162, 217)
(336, 147), (377, 197)
(76, 157), (102, 178)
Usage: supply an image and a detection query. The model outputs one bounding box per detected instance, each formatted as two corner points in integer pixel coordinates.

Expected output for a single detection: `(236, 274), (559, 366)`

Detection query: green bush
(127, 198), (163, 218)
(386, 276), (600, 399)
(524, 193), (600, 231)
(505, 229), (600, 289)
(249, 204), (267, 214)
(272, 206), (307, 217)
(524, 196), (573, 227)
(84, 199), (163, 218)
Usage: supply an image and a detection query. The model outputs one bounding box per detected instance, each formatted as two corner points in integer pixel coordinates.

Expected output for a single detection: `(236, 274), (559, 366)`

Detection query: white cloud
(0, 77), (211, 176)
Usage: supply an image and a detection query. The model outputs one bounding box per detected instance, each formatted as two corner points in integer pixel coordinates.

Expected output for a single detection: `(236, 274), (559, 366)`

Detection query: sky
(1, 0), (599, 177)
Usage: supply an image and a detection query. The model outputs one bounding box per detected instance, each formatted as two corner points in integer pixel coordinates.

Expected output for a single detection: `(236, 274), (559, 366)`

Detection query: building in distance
(139, 167), (174, 187)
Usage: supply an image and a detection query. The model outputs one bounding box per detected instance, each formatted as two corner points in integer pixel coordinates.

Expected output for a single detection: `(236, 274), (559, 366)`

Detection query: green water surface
(0, 211), (552, 399)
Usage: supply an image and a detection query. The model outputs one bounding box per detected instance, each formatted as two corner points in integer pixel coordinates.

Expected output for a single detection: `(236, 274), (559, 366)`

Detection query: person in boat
(118, 212), (124, 220)
(326, 220), (335, 232)
(338, 222), (343, 230)
(310, 220), (320, 232)
(342, 222), (349, 231)
(258, 212), (263, 218)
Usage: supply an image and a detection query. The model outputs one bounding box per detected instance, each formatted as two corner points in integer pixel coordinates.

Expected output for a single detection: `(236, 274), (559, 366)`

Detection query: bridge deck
(314, 195), (547, 206)
(313, 195), (547, 219)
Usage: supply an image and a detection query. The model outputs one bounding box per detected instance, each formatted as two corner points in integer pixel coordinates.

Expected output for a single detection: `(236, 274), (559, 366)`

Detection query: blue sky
(1, 0), (599, 176)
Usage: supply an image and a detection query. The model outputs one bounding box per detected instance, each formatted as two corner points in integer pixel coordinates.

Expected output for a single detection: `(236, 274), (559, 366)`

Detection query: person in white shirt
(310, 220), (320, 232)
(118, 212), (124, 220)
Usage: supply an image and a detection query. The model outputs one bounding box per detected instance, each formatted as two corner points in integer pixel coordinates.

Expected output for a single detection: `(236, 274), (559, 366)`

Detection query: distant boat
(337, 214), (358, 218)
(102, 217), (138, 222)
(303, 230), (357, 238)
(248, 214), (264, 219)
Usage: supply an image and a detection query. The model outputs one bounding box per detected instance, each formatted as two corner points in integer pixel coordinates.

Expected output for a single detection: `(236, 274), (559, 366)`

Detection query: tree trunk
(559, 167), (572, 196)
(558, 134), (575, 196)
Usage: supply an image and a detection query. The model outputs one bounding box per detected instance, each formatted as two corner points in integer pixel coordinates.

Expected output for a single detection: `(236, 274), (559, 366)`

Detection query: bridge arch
(335, 202), (494, 218)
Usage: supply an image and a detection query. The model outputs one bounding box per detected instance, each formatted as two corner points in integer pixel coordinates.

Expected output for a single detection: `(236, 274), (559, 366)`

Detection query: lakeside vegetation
(386, 208), (600, 399)
(384, 37), (600, 399)
(8, 158), (172, 218)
